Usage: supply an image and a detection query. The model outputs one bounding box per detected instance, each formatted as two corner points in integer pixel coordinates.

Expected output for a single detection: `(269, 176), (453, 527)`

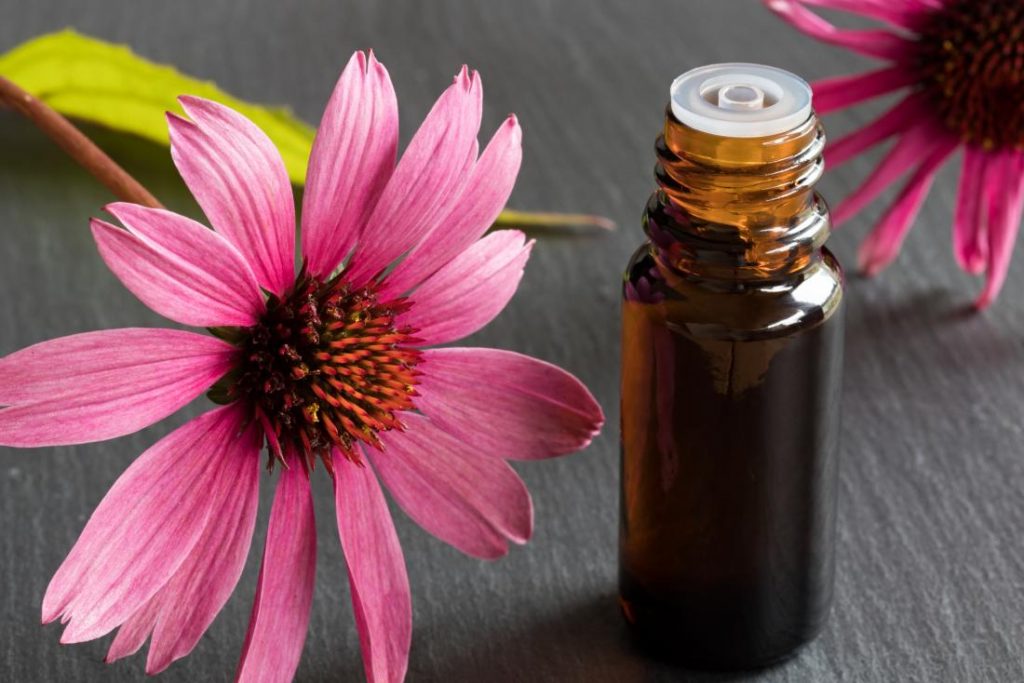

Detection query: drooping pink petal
(859, 137), (958, 275)
(105, 597), (162, 663)
(92, 205), (264, 327)
(765, 0), (916, 60)
(977, 152), (1024, 309)
(380, 114), (523, 297)
(105, 418), (258, 669)
(369, 413), (533, 560)
(0, 329), (235, 447)
(826, 94), (928, 168)
(416, 347), (603, 460)
(832, 122), (954, 226)
(812, 66), (916, 115)
(302, 51), (399, 279)
(168, 96), (295, 295)
(42, 405), (250, 643)
(797, 0), (929, 28)
(401, 230), (532, 345)
(953, 147), (991, 275)
(113, 420), (261, 674)
(333, 452), (411, 683)
(236, 462), (317, 683)
(344, 67), (483, 288)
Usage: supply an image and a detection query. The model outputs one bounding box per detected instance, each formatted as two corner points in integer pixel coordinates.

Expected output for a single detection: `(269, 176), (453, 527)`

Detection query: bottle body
(619, 73), (844, 668)
(619, 241), (843, 667)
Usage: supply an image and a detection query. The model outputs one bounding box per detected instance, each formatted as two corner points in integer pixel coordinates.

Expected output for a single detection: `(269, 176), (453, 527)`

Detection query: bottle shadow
(298, 593), (799, 683)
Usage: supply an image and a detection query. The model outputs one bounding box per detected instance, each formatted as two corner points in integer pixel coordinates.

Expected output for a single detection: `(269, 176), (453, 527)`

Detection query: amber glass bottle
(619, 64), (844, 668)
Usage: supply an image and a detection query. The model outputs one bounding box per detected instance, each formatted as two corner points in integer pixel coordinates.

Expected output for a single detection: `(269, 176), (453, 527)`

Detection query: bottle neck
(645, 109), (828, 282)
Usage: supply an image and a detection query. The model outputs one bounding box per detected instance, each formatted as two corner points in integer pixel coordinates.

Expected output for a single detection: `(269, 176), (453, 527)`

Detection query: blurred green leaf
(0, 29), (614, 231)
(0, 29), (315, 182)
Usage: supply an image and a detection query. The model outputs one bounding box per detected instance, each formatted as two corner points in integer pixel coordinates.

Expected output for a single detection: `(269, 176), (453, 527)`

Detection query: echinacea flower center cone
(916, 0), (1024, 150)
(209, 267), (421, 471)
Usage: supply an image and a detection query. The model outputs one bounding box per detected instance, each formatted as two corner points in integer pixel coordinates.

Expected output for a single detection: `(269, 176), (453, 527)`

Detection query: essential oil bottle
(619, 63), (844, 668)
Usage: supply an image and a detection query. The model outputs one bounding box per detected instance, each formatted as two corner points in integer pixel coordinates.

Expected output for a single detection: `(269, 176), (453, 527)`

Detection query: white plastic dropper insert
(670, 63), (812, 138)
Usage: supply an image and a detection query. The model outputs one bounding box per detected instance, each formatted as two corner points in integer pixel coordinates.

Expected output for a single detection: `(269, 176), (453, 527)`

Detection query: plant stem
(0, 75), (162, 208)
(494, 209), (616, 231)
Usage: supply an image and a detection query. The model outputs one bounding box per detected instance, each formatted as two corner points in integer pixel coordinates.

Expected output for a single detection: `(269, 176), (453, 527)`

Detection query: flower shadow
(845, 283), (1024, 371)
(0, 115), (194, 210)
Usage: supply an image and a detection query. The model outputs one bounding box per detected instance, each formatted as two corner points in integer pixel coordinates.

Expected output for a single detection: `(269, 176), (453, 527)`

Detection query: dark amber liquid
(619, 112), (844, 668)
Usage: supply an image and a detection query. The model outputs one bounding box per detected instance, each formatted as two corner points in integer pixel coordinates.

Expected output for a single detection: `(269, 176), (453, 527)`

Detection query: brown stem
(0, 75), (162, 208)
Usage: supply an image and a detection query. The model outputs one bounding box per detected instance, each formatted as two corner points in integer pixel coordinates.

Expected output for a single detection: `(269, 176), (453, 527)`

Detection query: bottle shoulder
(623, 244), (843, 341)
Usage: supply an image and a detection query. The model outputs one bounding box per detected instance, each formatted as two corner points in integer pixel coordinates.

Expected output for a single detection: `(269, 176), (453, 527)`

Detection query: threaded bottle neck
(645, 110), (828, 281)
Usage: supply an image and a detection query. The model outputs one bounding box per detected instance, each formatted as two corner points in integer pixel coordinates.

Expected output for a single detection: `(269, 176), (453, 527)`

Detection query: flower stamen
(211, 265), (421, 471)
(916, 0), (1024, 149)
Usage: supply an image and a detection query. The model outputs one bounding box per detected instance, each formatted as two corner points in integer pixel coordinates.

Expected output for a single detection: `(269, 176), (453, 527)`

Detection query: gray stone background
(1, 1), (1022, 681)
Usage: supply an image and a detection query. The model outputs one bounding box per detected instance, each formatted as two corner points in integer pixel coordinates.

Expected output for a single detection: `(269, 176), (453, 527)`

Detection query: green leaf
(0, 29), (615, 231)
(0, 29), (315, 183)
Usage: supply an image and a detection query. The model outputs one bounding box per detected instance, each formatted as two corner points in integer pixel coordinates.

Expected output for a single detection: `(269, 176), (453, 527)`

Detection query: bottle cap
(669, 63), (812, 138)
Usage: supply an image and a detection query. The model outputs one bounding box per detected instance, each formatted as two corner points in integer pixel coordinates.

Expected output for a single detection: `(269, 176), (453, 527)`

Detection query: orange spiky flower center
(210, 266), (421, 472)
(916, 0), (1024, 150)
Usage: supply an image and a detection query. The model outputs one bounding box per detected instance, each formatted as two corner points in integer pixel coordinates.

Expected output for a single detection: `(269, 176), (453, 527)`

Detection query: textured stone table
(2, 1), (1023, 681)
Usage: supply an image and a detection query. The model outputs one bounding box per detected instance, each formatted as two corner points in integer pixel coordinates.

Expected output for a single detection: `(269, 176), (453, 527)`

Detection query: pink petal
(826, 94), (927, 168)
(109, 420), (262, 673)
(401, 230), (532, 345)
(977, 152), (1024, 308)
(953, 147), (991, 275)
(43, 405), (250, 642)
(797, 0), (929, 28)
(92, 204), (264, 327)
(813, 66), (915, 115)
(302, 51), (398, 278)
(168, 96), (295, 295)
(832, 122), (953, 226)
(333, 452), (411, 683)
(765, 0), (915, 60)
(106, 598), (162, 663)
(416, 347), (603, 461)
(0, 329), (235, 447)
(369, 413), (533, 560)
(380, 114), (523, 297)
(344, 67), (483, 288)
(236, 462), (317, 683)
(859, 137), (957, 275)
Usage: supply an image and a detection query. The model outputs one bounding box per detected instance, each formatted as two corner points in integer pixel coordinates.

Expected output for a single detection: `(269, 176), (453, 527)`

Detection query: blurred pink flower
(0, 52), (603, 681)
(766, 0), (1024, 307)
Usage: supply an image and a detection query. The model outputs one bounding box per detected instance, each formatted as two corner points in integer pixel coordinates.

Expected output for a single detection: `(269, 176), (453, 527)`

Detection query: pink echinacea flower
(766, 0), (1024, 307)
(0, 52), (604, 682)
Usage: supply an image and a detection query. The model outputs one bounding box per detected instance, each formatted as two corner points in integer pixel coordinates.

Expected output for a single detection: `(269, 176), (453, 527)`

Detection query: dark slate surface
(2, 1), (1023, 681)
